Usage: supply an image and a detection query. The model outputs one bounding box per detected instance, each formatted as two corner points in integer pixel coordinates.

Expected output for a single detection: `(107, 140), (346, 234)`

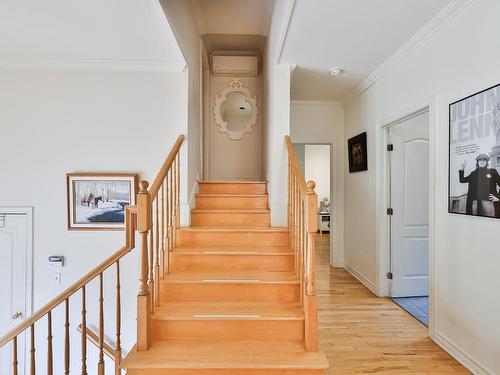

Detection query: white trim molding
(434, 331), (494, 375)
(343, 262), (378, 295)
(345, 0), (475, 100)
(0, 58), (186, 72)
(0, 206), (34, 319)
(274, 0), (296, 65)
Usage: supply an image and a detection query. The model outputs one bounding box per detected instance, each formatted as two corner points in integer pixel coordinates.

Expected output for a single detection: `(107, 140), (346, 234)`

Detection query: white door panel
(390, 112), (430, 297)
(0, 214), (29, 375)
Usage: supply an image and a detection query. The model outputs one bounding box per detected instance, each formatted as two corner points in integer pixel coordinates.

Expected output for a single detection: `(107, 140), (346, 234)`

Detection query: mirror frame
(213, 79), (259, 141)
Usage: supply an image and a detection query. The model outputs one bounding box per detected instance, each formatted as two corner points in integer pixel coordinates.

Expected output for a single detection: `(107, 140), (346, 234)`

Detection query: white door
(389, 111), (430, 297)
(0, 213), (30, 375)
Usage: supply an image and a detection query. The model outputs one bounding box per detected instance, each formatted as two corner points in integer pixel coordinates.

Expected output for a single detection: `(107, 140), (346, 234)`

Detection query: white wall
(343, 1), (500, 373)
(206, 74), (263, 180)
(263, 0), (295, 226)
(0, 68), (188, 373)
(290, 101), (344, 266)
(160, 0), (202, 218)
(304, 145), (330, 206)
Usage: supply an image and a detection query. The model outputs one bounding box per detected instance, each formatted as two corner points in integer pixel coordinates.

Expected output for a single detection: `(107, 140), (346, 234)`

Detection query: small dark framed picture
(348, 132), (368, 173)
(66, 173), (138, 231)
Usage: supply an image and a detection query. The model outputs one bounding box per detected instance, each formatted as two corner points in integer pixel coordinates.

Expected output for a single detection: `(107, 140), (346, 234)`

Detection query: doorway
(0, 207), (33, 374)
(293, 143), (332, 236)
(386, 110), (430, 325)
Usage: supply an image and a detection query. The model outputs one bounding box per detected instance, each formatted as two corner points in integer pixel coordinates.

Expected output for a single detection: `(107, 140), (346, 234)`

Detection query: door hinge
(387, 144), (394, 151)
(386, 272), (393, 280)
(387, 208), (394, 215)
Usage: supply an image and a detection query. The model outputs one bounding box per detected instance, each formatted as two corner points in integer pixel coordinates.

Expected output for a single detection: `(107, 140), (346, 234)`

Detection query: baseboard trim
(343, 262), (378, 295)
(434, 331), (494, 375)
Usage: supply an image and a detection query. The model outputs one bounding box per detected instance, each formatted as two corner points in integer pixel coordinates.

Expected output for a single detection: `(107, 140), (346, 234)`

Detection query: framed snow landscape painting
(67, 173), (138, 230)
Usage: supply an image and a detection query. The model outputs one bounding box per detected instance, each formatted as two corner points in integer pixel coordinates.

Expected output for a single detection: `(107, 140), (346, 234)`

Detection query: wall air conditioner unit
(212, 55), (259, 77)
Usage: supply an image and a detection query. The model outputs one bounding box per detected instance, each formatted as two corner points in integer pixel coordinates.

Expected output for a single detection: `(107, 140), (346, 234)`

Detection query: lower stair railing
(0, 134), (185, 374)
(285, 135), (318, 352)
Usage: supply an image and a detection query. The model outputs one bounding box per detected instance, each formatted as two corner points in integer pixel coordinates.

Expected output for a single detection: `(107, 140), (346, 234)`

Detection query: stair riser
(199, 183), (267, 195)
(151, 319), (304, 341)
(127, 370), (326, 375)
(191, 212), (270, 228)
(179, 231), (288, 247)
(170, 254), (294, 272)
(161, 283), (300, 302)
(196, 196), (268, 209)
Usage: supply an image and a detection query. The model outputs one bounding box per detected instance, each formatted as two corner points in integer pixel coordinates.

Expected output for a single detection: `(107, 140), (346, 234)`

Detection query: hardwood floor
(315, 236), (470, 374)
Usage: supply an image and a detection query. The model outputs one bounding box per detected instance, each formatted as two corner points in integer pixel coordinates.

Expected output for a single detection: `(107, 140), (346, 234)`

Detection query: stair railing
(0, 134), (185, 374)
(285, 135), (318, 352)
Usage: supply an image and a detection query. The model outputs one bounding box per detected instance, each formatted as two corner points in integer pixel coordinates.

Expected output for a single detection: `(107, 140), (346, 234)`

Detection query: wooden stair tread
(180, 227), (287, 232)
(191, 209), (270, 213)
(173, 246), (293, 254)
(152, 302), (303, 320)
(196, 194), (268, 197)
(121, 340), (329, 370)
(199, 180), (267, 184)
(163, 271), (299, 283)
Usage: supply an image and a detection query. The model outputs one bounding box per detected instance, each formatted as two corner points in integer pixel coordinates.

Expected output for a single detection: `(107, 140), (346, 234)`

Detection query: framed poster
(348, 132), (368, 173)
(67, 173), (138, 230)
(449, 83), (500, 219)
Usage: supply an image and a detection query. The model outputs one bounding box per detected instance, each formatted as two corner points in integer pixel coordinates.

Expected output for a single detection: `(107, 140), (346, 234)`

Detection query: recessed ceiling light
(329, 67), (344, 77)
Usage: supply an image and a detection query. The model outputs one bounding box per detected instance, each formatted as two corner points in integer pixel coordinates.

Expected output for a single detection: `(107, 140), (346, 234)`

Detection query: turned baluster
(65, 298), (70, 375)
(81, 285), (88, 375)
(168, 169), (173, 254)
(176, 154), (180, 241)
(161, 179), (167, 276)
(115, 260), (122, 375)
(148, 198), (155, 312)
(98, 273), (105, 375)
(47, 311), (53, 375)
(137, 180), (152, 351)
(12, 336), (18, 375)
(30, 324), (35, 375)
(156, 191), (161, 303)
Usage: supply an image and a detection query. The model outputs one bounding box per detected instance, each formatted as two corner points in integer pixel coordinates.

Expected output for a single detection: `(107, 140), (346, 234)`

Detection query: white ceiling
(281, 0), (453, 100)
(0, 0), (185, 70)
(193, 0), (273, 36)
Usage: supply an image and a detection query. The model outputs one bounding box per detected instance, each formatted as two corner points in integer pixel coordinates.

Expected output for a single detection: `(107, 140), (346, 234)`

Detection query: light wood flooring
(315, 235), (470, 374)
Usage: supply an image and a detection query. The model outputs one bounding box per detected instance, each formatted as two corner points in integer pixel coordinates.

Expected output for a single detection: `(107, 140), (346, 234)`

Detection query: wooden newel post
(304, 180), (318, 352)
(137, 180), (152, 351)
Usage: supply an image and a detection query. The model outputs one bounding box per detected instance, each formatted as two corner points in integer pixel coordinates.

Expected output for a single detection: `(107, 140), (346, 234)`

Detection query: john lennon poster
(449, 83), (500, 219)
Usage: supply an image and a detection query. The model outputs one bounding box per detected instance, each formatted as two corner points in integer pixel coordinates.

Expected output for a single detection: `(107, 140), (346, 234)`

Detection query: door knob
(11, 311), (23, 320)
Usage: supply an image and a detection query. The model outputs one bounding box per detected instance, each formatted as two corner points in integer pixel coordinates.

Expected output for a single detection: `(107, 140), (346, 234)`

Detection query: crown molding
(344, 0), (475, 101)
(274, 0), (296, 65)
(291, 100), (343, 108)
(0, 58), (186, 72)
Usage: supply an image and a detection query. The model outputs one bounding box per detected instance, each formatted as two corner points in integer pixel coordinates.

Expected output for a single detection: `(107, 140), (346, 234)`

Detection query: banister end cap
(306, 180), (316, 193)
(139, 180), (149, 193)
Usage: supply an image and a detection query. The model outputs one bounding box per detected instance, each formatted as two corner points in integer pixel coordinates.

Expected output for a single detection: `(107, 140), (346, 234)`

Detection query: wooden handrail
(284, 135), (318, 352)
(0, 205), (136, 348)
(150, 135), (185, 197)
(0, 134), (186, 374)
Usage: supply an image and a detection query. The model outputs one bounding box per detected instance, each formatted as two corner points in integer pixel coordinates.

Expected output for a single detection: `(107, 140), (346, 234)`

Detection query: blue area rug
(392, 296), (429, 326)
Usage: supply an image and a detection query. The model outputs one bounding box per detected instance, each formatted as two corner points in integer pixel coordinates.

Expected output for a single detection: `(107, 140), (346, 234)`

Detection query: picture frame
(448, 83), (500, 219)
(66, 173), (138, 230)
(348, 132), (368, 173)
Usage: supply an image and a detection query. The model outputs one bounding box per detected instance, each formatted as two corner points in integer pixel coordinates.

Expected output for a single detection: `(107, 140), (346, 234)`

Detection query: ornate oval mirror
(213, 80), (258, 141)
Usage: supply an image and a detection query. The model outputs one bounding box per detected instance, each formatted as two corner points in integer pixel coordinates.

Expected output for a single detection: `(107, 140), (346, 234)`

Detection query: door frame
(0, 206), (34, 322)
(375, 95), (437, 339)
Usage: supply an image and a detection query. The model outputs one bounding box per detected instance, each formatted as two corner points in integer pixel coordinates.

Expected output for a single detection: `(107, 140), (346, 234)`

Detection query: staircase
(121, 180), (329, 374)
